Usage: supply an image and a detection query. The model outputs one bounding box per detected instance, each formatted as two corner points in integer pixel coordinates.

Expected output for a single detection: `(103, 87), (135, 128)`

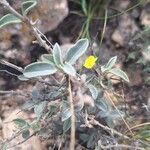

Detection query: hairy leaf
(23, 62), (57, 78)
(87, 84), (98, 99)
(34, 101), (47, 119)
(13, 118), (28, 128)
(0, 14), (21, 29)
(22, 130), (30, 139)
(80, 133), (89, 143)
(21, 0), (37, 16)
(108, 68), (129, 82)
(40, 54), (54, 64)
(53, 43), (63, 67)
(101, 56), (117, 72)
(96, 98), (111, 112)
(61, 102), (72, 122)
(18, 74), (29, 81)
(62, 63), (76, 76)
(87, 133), (95, 148)
(31, 121), (41, 131)
(65, 39), (89, 64)
(63, 118), (71, 133)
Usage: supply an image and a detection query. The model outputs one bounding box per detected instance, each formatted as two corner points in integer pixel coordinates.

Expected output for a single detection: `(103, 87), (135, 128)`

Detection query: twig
(98, 140), (145, 150)
(89, 117), (130, 140)
(68, 77), (75, 150)
(0, 90), (30, 97)
(129, 122), (150, 131)
(36, 28), (53, 47)
(7, 132), (37, 149)
(0, 0), (52, 53)
(2, 130), (23, 148)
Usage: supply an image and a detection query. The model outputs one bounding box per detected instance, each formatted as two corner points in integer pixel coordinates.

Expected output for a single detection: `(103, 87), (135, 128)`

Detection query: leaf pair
(101, 56), (129, 82)
(23, 39), (89, 78)
(53, 39), (89, 76)
(13, 118), (40, 139)
(52, 43), (77, 76)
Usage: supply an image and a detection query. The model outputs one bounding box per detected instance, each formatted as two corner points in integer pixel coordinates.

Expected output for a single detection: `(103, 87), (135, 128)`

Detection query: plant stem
(0, 0), (52, 53)
(89, 117), (130, 139)
(68, 77), (75, 150)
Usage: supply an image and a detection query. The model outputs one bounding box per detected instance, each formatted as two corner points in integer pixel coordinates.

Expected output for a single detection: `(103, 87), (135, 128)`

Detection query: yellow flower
(83, 55), (97, 69)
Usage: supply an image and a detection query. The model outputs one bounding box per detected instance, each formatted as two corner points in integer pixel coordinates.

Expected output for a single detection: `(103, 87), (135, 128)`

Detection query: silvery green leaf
(32, 87), (40, 99)
(87, 133), (95, 148)
(22, 100), (35, 110)
(110, 110), (125, 119)
(34, 101), (47, 119)
(13, 118), (29, 128)
(65, 39), (89, 64)
(21, 0), (37, 16)
(87, 84), (98, 99)
(63, 118), (71, 133)
(40, 54), (54, 64)
(30, 121), (41, 131)
(106, 118), (114, 128)
(96, 98), (111, 112)
(18, 74), (29, 81)
(61, 107), (72, 122)
(79, 133), (89, 143)
(108, 68), (129, 82)
(23, 62), (57, 78)
(62, 63), (76, 76)
(53, 43), (63, 67)
(61, 102), (72, 122)
(22, 130), (30, 139)
(101, 56), (117, 72)
(99, 111), (109, 118)
(0, 14), (21, 29)
(75, 112), (83, 122)
(45, 105), (57, 117)
(0, 143), (7, 150)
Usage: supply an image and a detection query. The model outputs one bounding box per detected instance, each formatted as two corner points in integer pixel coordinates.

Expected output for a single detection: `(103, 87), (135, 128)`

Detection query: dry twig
(68, 77), (75, 150)
(89, 117), (130, 140)
(0, 0), (52, 53)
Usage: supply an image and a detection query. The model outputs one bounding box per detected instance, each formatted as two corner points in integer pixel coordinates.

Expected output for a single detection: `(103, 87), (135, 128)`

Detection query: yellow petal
(83, 55), (97, 69)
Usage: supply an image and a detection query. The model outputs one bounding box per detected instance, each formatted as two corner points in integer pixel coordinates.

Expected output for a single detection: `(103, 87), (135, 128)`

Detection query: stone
(32, 0), (69, 33)
(112, 14), (139, 46)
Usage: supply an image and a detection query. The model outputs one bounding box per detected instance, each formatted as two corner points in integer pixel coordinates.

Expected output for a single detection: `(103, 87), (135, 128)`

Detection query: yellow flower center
(83, 55), (97, 69)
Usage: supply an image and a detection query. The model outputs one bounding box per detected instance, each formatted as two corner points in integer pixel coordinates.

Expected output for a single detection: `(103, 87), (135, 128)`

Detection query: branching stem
(0, 0), (52, 53)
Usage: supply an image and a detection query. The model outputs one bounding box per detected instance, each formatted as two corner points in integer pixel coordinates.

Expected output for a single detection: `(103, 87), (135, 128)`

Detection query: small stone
(32, 0), (69, 33)
(112, 30), (124, 46)
(140, 4), (150, 26)
(112, 14), (139, 46)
